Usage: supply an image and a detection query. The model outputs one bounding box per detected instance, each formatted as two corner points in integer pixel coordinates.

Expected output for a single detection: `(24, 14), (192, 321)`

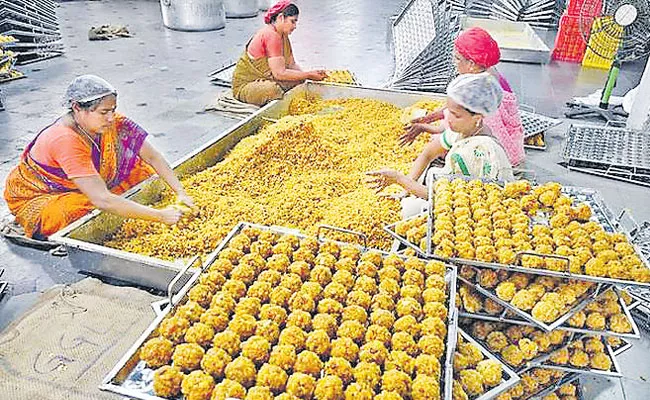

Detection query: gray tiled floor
(0, 1), (649, 399)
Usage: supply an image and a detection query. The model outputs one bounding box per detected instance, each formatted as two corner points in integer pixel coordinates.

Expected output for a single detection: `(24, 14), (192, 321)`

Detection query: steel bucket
(259, 0), (275, 11)
(160, 0), (226, 31)
(224, 0), (259, 18)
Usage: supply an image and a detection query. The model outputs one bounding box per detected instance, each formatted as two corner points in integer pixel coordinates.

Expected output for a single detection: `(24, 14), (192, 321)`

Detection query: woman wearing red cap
(232, 1), (327, 106)
(400, 27), (525, 180)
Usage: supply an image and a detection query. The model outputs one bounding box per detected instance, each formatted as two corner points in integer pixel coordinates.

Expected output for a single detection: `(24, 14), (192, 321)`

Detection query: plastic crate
(582, 16), (623, 69)
(552, 14), (594, 63)
(566, 0), (602, 17)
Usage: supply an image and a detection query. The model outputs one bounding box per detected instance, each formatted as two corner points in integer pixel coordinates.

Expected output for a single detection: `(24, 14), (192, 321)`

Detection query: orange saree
(4, 113), (154, 238)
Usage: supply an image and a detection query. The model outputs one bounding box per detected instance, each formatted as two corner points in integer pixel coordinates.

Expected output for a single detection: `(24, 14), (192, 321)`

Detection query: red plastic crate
(552, 14), (594, 63)
(566, 0), (602, 17)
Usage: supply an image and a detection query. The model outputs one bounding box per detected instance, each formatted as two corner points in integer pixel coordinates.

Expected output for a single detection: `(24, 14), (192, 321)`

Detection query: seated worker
(367, 73), (514, 218)
(4, 75), (193, 239)
(400, 27), (524, 167)
(232, 1), (328, 106)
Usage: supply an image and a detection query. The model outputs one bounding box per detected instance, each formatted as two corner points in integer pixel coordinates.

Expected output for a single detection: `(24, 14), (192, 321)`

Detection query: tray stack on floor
(562, 124), (650, 188)
(385, 176), (648, 398)
(0, 0), (63, 65)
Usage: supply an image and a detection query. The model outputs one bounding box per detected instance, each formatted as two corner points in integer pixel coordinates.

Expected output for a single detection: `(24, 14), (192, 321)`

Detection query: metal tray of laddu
(457, 271), (607, 332)
(454, 327), (521, 400)
(50, 82), (446, 291)
(459, 284), (641, 339)
(426, 176), (650, 289)
(383, 212), (428, 257)
(101, 222), (460, 400)
(459, 317), (584, 373)
(535, 336), (623, 378)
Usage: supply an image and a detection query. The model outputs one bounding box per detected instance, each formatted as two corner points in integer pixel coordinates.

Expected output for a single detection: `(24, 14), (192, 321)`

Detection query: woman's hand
(399, 123), (427, 147)
(158, 206), (183, 225)
(176, 191), (195, 208)
(308, 70), (328, 81)
(365, 169), (405, 193)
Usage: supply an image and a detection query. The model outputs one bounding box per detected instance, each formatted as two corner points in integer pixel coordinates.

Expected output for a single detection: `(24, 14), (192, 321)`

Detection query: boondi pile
(106, 97), (444, 259)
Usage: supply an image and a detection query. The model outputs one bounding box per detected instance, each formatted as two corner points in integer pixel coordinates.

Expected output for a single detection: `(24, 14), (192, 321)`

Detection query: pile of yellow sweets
(452, 333), (505, 400)
(140, 226), (453, 400)
(431, 178), (650, 284)
(323, 70), (357, 85)
(106, 97), (444, 260)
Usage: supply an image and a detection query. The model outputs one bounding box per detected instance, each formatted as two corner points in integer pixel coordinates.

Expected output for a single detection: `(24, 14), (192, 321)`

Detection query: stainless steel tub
(50, 82), (445, 290)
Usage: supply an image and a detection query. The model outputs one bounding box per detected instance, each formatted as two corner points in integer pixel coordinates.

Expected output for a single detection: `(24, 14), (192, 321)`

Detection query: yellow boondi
(105, 97), (445, 260)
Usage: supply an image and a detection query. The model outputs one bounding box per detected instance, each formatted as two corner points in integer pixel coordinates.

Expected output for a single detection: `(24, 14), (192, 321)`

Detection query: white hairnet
(446, 72), (503, 115)
(63, 74), (117, 108)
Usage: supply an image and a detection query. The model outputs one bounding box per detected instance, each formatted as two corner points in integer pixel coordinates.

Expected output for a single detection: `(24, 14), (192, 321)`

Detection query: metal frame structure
(0, 0), (63, 65)
(390, 0), (461, 93)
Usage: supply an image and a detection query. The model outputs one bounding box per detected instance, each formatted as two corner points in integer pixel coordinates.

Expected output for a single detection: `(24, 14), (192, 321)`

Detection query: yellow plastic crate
(582, 16), (623, 69)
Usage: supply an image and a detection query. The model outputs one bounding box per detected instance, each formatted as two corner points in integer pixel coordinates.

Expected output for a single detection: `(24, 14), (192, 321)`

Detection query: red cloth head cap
(264, 0), (293, 24)
(455, 27), (501, 69)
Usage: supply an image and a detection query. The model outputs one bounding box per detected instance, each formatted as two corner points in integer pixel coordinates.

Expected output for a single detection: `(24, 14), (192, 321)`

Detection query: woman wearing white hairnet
(4, 75), (193, 239)
(367, 73), (514, 218)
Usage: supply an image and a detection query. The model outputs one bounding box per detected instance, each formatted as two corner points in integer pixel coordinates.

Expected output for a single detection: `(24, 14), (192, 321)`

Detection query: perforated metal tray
(521, 110), (562, 138)
(563, 124), (650, 170)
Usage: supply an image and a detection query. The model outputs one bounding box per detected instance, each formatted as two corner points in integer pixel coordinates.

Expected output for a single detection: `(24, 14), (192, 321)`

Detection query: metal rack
(562, 124), (650, 188)
(390, 0), (460, 93)
(208, 62), (236, 87)
(0, 0), (63, 65)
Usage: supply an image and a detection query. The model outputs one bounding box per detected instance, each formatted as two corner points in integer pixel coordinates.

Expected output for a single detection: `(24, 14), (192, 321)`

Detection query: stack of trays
(0, 0), (64, 65)
(101, 222), (464, 399)
(383, 175), (648, 398)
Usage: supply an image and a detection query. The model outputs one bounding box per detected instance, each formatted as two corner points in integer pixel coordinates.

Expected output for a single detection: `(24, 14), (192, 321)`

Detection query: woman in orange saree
(4, 75), (192, 239)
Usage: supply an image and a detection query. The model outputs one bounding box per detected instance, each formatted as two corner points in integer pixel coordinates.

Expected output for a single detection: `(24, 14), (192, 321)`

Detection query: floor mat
(0, 278), (161, 400)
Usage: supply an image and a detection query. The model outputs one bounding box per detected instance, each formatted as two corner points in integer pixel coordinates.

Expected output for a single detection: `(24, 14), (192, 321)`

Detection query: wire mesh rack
(562, 124), (650, 188)
(390, 0), (460, 93)
(459, 0), (565, 29)
(0, 0), (64, 65)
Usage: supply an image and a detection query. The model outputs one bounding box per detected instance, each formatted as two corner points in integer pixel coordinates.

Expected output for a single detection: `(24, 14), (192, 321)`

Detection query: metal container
(259, 0), (274, 11)
(159, 0), (226, 32)
(224, 0), (259, 18)
(50, 83), (445, 291)
(460, 17), (550, 64)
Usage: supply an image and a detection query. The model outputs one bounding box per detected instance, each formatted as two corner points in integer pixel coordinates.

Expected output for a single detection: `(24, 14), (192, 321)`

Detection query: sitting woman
(4, 75), (192, 239)
(400, 27), (524, 168)
(232, 1), (327, 106)
(367, 73), (514, 217)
